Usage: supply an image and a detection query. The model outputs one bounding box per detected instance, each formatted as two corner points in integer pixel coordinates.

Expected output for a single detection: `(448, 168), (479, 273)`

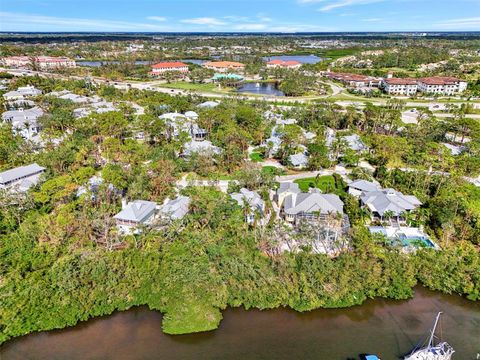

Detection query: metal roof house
(181, 140), (222, 157)
(3, 91), (24, 101)
(160, 195), (191, 220)
(3, 86), (41, 101)
(190, 124), (208, 141)
(2, 107), (44, 140)
(0, 163), (45, 192)
(198, 101), (219, 109)
(361, 188), (422, 223)
(184, 111), (199, 121)
(114, 200), (157, 234)
(348, 179), (381, 197)
(288, 152), (309, 169)
(276, 183), (344, 224)
(342, 134), (368, 152)
(17, 86), (42, 97)
(231, 188), (266, 224)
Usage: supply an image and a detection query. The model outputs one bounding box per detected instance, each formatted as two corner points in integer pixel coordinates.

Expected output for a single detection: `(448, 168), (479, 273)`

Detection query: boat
(404, 312), (455, 360)
(365, 355), (381, 360)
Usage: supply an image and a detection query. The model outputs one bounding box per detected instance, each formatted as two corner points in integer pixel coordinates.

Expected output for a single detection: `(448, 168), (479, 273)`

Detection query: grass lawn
(249, 152), (264, 162)
(294, 175), (346, 196)
(262, 166), (285, 177)
(161, 82), (231, 93)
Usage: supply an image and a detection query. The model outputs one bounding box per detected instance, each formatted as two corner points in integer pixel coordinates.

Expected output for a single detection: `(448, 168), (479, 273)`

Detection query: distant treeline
(1, 32), (480, 43)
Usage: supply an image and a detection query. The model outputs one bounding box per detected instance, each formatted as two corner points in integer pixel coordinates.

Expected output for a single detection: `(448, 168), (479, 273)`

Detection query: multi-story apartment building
(150, 61), (189, 75)
(417, 77), (468, 95)
(381, 78), (418, 95)
(1, 56), (76, 70)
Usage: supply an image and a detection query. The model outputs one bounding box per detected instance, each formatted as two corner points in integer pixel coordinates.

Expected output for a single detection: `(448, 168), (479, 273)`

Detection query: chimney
(121, 198), (128, 209)
(387, 73), (393, 79)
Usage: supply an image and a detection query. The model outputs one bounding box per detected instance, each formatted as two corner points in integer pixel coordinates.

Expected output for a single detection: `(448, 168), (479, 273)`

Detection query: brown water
(1, 287), (479, 360)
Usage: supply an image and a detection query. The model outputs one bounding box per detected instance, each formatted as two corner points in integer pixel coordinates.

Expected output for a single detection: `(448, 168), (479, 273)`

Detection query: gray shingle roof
(182, 140), (221, 156)
(231, 188), (264, 212)
(0, 163), (45, 185)
(343, 134), (368, 151)
(2, 107), (44, 127)
(284, 189), (344, 215)
(277, 182), (301, 196)
(160, 196), (190, 219)
(198, 101), (219, 108)
(349, 179), (381, 193)
(114, 200), (156, 223)
(361, 189), (421, 216)
(289, 153), (309, 167)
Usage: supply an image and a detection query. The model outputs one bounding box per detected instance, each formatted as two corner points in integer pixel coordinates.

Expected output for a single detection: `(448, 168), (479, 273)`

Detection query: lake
(77, 60), (152, 67)
(237, 82), (285, 96)
(1, 287), (479, 360)
(263, 55), (324, 64)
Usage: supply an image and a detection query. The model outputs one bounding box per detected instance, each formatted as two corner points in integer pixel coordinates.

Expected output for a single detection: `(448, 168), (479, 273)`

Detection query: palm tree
(382, 210), (395, 225)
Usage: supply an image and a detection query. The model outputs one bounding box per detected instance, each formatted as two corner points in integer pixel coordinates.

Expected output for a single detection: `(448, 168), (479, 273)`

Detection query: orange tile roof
(151, 61), (188, 69)
(383, 78), (417, 85)
(267, 59), (301, 66)
(204, 61), (245, 68)
(418, 76), (462, 85)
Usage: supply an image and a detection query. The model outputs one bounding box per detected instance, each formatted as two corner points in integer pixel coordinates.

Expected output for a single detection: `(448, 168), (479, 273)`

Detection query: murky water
(263, 55), (323, 64)
(1, 287), (479, 360)
(237, 82), (285, 96)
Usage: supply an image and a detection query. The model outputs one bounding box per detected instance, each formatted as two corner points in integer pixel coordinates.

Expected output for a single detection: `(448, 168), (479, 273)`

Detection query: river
(1, 287), (479, 360)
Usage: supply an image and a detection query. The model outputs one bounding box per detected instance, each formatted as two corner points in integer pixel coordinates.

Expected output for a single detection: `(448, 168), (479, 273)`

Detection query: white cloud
(434, 16), (480, 29)
(147, 16), (166, 22)
(361, 18), (383, 22)
(299, 0), (384, 12)
(0, 12), (169, 31)
(233, 23), (268, 31)
(319, 0), (384, 12)
(180, 17), (227, 26)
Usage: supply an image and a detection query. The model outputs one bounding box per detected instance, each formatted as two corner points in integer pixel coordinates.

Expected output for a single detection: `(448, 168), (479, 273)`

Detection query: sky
(0, 0), (479, 33)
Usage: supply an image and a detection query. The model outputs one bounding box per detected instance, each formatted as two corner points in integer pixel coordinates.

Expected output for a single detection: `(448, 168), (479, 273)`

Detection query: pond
(77, 60), (152, 67)
(237, 82), (285, 96)
(263, 54), (324, 64)
(1, 287), (479, 360)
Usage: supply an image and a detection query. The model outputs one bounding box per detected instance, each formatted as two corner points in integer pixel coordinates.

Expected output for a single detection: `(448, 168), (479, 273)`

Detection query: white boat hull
(405, 342), (455, 360)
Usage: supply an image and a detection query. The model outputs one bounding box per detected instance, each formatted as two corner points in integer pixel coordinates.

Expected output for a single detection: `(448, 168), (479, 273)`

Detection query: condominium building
(417, 77), (468, 95)
(150, 61), (189, 75)
(266, 59), (302, 69)
(1, 56), (76, 70)
(381, 78), (418, 95)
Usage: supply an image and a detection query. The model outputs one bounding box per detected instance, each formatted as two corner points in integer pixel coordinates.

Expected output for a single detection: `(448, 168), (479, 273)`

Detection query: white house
(276, 183), (344, 225)
(360, 188), (422, 224)
(159, 195), (191, 220)
(342, 134), (368, 152)
(231, 188), (266, 224)
(182, 140), (222, 157)
(289, 152), (309, 169)
(114, 200), (157, 234)
(0, 163), (45, 192)
(2, 107), (44, 140)
(348, 179), (381, 197)
(17, 86), (42, 97)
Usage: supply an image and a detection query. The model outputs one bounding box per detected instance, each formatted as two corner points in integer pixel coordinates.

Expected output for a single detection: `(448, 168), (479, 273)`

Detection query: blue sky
(1, 0), (479, 32)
